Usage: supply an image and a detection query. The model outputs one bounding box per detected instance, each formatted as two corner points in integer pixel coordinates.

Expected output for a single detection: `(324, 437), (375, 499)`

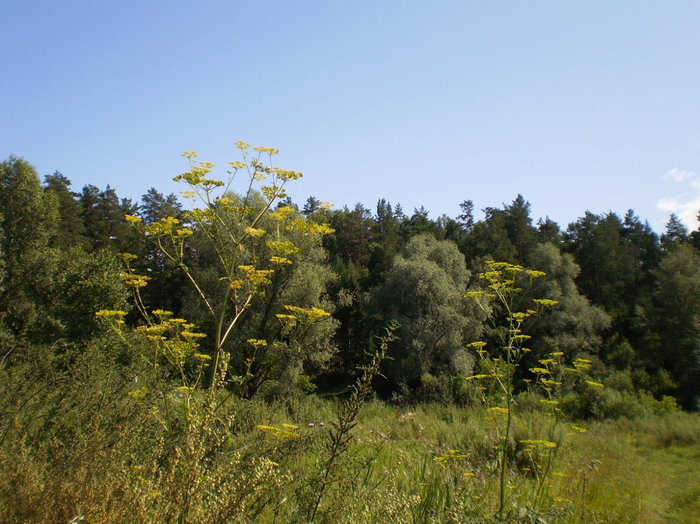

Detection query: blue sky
(2, 1), (699, 233)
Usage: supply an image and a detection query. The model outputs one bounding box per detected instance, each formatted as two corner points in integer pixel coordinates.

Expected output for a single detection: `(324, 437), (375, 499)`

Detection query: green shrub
(637, 390), (680, 416)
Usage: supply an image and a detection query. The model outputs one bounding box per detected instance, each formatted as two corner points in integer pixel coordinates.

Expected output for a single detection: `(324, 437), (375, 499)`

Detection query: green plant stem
(534, 416), (560, 507)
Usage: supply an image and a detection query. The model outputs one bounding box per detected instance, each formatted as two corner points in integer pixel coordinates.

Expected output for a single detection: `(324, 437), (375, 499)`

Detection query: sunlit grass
(1, 384), (698, 522)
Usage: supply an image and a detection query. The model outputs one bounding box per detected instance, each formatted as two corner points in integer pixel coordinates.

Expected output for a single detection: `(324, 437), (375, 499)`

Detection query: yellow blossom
(270, 256), (293, 265)
(96, 310), (127, 319)
(533, 298), (559, 308)
(244, 227), (266, 237)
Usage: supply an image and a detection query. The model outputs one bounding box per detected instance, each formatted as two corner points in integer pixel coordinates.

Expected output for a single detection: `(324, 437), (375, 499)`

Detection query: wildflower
(181, 330), (206, 340)
(533, 298), (559, 308)
(284, 305), (331, 320)
(511, 311), (531, 321)
(174, 228), (193, 238)
(541, 378), (562, 386)
(96, 310), (127, 319)
(270, 256), (293, 265)
(526, 269), (546, 278)
(266, 240), (299, 256)
(228, 160), (246, 170)
(124, 214), (142, 224)
(573, 358), (592, 370)
(244, 226), (266, 237)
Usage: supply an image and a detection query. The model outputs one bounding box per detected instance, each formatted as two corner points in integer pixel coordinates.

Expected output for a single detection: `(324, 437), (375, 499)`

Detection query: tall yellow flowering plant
(465, 260), (601, 519)
(96, 143), (334, 522)
(465, 261), (556, 519)
(112, 142), (334, 394)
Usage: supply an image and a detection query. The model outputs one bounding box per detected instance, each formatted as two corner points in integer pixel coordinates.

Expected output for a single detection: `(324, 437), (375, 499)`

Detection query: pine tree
(44, 172), (89, 250)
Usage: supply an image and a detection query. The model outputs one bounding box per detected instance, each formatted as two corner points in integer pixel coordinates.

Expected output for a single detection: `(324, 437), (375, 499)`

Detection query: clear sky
(2, 1), (699, 233)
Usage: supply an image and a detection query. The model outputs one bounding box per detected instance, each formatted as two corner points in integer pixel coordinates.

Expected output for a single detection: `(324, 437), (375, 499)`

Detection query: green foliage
(660, 213), (689, 248)
(0, 157), (58, 259)
(0, 157), (59, 338)
(372, 235), (482, 399)
(1, 158), (127, 344)
(49, 247), (130, 342)
(564, 211), (653, 319)
(43, 172), (90, 250)
(524, 243), (610, 363)
(138, 187), (183, 225)
(467, 207), (518, 263)
(563, 210), (662, 366)
(1, 246), (126, 345)
(79, 183), (139, 253)
(462, 194), (539, 265)
(643, 244), (699, 408)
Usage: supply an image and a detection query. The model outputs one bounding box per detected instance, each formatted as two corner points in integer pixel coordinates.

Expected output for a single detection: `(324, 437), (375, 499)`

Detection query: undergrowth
(1, 354), (698, 524)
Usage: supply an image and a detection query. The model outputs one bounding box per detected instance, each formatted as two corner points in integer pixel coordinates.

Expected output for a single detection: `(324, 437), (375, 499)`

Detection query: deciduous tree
(371, 234), (483, 398)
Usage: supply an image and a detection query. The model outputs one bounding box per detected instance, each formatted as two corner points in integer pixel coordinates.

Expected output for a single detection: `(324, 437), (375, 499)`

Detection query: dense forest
(1, 149), (699, 522)
(2, 153), (697, 407)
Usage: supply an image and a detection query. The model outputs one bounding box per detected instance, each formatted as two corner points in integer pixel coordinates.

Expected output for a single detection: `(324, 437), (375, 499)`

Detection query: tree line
(1, 155), (698, 410)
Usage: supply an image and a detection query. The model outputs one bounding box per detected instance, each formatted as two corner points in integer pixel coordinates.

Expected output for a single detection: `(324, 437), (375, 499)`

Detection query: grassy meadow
(2, 364), (698, 524)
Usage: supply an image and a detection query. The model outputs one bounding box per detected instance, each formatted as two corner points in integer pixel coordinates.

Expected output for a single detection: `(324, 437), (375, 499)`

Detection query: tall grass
(1, 352), (698, 524)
